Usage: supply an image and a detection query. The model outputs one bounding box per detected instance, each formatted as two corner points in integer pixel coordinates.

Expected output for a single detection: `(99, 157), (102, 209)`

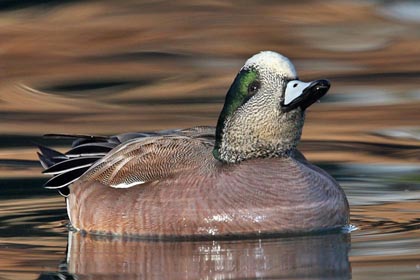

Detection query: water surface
(1, 1), (420, 279)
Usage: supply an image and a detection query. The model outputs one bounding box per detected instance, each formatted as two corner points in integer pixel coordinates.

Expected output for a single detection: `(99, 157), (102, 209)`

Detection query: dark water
(1, 0), (420, 279)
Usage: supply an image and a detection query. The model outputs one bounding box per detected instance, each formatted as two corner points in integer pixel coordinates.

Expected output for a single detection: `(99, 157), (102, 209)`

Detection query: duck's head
(213, 51), (330, 163)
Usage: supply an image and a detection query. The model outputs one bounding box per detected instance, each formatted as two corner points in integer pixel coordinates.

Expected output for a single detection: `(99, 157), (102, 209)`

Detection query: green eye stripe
(219, 69), (258, 121)
(213, 68), (259, 159)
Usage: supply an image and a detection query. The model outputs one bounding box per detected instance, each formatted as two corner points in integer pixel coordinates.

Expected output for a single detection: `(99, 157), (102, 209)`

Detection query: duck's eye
(248, 81), (260, 95)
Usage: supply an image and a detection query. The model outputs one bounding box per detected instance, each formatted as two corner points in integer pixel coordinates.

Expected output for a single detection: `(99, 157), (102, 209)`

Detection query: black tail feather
(43, 133), (109, 141)
(44, 166), (91, 189)
(65, 142), (115, 156)
(38, 144), (67, 160)
(38, 135), (111, 196)
(43, 133), (110, 147)
(38, 152), (57, 169)
(58, 186), (70, 197)
(37, 144), (65, 157)
(43, 156), (102, 175)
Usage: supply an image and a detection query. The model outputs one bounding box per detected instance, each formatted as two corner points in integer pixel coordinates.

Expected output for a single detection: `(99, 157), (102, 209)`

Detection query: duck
(38, 51), (349, 238)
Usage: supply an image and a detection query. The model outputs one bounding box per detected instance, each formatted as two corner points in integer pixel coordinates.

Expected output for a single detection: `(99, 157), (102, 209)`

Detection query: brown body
(68, 135), (349, 237)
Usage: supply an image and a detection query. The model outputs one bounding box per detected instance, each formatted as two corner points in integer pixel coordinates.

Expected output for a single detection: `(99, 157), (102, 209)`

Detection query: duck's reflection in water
(53, 231), (351, 279)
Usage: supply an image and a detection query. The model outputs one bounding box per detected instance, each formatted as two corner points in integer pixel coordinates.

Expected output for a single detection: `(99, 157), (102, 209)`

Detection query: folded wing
(39, 127), (215, 196)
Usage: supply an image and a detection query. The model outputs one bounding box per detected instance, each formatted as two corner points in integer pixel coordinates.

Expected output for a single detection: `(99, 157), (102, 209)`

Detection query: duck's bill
(281, 79), (330, 112)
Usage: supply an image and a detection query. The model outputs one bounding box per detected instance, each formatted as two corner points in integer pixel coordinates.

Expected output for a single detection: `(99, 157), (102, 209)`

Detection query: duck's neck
(213, 144), (295, 163)
(213, 103), (305, 164)
(213, 118), (300, 163)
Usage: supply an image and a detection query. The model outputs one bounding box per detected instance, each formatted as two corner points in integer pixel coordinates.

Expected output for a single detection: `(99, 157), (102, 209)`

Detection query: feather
(38, 152), (56, 169)
(37, 145), (68, 168)
(44, 166), (91, 189)
(43, 133), (110, 147)
(58, 186), (70, 197)
(65, 142), (116, 156)
(38, 144), (66, 159)
(43, 156), (101, 175)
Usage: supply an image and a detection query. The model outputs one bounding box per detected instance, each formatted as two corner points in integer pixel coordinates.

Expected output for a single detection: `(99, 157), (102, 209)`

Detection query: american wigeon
(39, 51), (349, 238)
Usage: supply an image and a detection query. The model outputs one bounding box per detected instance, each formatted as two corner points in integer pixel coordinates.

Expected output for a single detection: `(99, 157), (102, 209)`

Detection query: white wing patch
(110, 181), (145, 188)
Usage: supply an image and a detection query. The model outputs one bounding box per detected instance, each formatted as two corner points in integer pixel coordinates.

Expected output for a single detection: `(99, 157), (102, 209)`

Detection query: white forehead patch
(242, 51), (297, 78)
